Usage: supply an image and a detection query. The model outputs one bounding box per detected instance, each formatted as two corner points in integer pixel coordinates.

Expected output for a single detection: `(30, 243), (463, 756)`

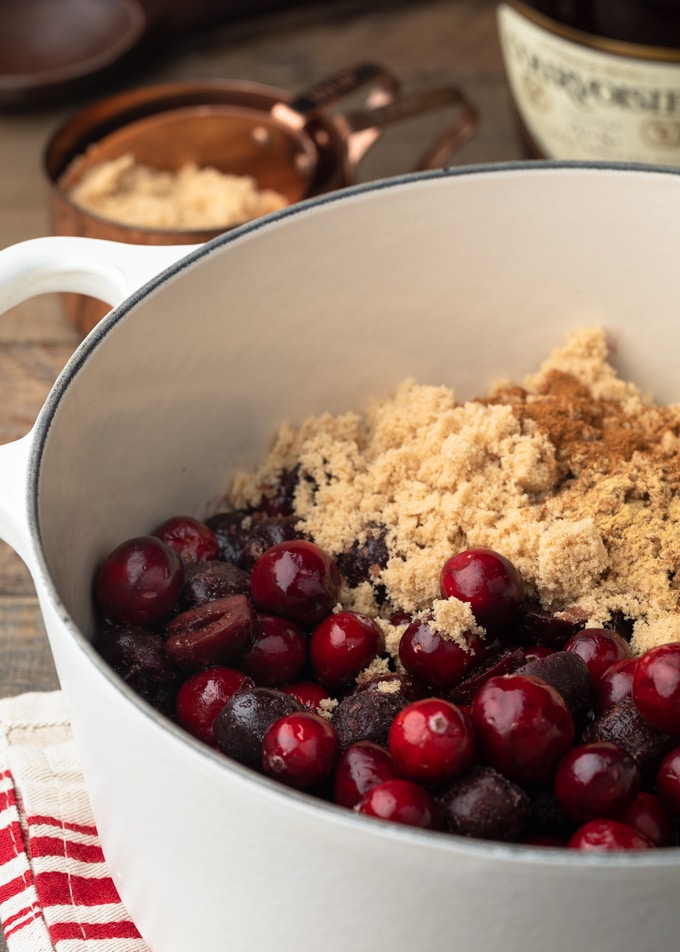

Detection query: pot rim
(27, 159), (680, 867)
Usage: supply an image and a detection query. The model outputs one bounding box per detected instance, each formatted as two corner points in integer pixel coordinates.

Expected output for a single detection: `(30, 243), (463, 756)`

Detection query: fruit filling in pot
(91, 327), (680, 849)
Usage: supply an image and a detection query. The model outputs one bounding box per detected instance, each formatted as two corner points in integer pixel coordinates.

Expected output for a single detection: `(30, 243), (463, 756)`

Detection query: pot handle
(0, 236), (193, 566)
(0, 236), (194, 314)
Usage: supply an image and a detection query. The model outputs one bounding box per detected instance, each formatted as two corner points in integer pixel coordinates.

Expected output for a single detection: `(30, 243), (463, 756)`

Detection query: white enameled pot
(0, 163), (679, 952)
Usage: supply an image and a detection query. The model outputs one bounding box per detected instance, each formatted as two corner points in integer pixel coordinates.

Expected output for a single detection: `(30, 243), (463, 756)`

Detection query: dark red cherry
(633, 643), (680, 735)
(563, 628), (633, 688)
(239, 614), (307, 686)
(333, 741), (399, 808)
(310, 611), (383, 692)
(262, 711), (339, 789)
(398, 616), (483, 690)
(176, 667), (254, 745)
(470, 674), (574, 786)
(656, 746), (680, 818)
(439, 548), (524, 632)
(554, 742), (640, 824)
(355, 779), (439, 829)
(622, 792), (675, 847)
(568, 818), (655, 851)
(153, 515), (219, 565)
(250, 540), (341, 626)
(388, 698), (475, 786)
(95, 535), (184, 627)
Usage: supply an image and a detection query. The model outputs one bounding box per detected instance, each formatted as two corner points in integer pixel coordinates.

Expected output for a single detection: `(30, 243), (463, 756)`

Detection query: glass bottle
(497, 0), (680, 164)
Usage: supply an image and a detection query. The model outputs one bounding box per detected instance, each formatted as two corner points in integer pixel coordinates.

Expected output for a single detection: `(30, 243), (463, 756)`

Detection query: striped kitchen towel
(0, 691), (150, 951)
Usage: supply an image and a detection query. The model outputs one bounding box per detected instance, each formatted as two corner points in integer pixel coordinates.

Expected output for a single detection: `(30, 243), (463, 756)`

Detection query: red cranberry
(280, 681), (331, 711)
(333, 741), (399, 808)
(439, 548), (524, 632)
(239, 614), (307, 686)
(176, 667), (254, 745)
(656, 746), (680, 818)
(563, 628), (633, 687)
(554, 742), (641, 824)
(470, 674), (574, 786)
(398, 616), (483, 690)
(152, 515), (219, 565)
(595, 657), (637, 713)
(388, 698), (475, 786)
(622, 792), (675, 847)
(262, 711), (339, 789)
(250, 540), (341, 627)
(568, 818), (655, 851)
(309, 611), (383, 692)
(355, 779), (439, 830)
(633, 643), (680, 735)
(95, 536), (184, 627)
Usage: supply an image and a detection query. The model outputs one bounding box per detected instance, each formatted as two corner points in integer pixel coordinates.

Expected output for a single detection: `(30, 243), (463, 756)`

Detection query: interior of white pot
(32, 163), (680, 636)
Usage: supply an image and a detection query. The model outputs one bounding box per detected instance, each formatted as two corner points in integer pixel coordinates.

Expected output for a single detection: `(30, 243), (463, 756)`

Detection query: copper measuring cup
(44, 63), (478, 334)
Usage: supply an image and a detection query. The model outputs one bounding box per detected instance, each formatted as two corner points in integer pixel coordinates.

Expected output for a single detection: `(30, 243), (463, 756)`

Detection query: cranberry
(398, 616), (483, 690)
(333, 741), (399, 808)
(388, 698), (475, 787)
(563, 628), (633, 688)
(632, 643), (680, 735)
(239, 614), (307, 686)
(262, 711), (339, 789)
(438, 765), (531, 842)
(213, 686), (302, 770)
(656, 746), (680, 818)
(153, 515), (219, 565)
(595, 657), (637, 713)
(355, 779), (439, 830)
(554, 742), (640, 824)
(176, 667), (254, 745)
(164, 594), (255, 669)
(568, 818), (655, 851)
(310, 611), (383, 692)
(280, 681), (330, 711)
(470, 674), (574, 786)
(622, 792), (675, 847)
(95, 535), (184, 627)
(250, 540), (341, 627)
(439, 548), (524, 632)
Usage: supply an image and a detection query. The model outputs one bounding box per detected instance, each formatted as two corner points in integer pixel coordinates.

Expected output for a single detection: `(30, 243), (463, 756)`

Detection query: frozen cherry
(656, 746), (680, 818)
(95, 535), (184, 627)
(584, 697), (675, 785)
(331, 689), (410, 750)
(355, 779), (439, 830)
(280, 681), (330, 711)
(310, 611), (383, 692)
(388, 698), (475, 786)
(332, 741), (399, 808)
(564, 628), (633, 688)
(517, 650), (592, 723)
(439, 548), (524, 632)
(399, 616), (483, 690)
(182, 560), (251, 607)
(438, 765), (531, 842)
(239, 614), (307, 686)
(250, 540), (341, 627)
(632, 643), (680, 735)
(470, 674), (574, 786)
(554, 742), (640, 824)
(176, 666), (254, 745)
(93, 623), (178, 714)
(153, 515), (219, 566)
(595, 657), (637, 713)
(262, 711), (339, 789)
(213, 686), (302, 770)
(568, 818), (655, 851)
(449, 646), (526, 706)
(164, 594), (255, 669)
(622, 792), (675, 847)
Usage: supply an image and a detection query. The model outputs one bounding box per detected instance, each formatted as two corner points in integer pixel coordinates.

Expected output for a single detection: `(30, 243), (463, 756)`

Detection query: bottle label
(497, 2), (680, 164)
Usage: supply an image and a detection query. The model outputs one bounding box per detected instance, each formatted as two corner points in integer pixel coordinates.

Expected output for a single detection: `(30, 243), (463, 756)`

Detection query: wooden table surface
(0, 0), (524, 720)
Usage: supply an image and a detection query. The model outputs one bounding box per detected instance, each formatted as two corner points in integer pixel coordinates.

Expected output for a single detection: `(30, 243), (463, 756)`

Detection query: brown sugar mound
(229, 328), (680, 654)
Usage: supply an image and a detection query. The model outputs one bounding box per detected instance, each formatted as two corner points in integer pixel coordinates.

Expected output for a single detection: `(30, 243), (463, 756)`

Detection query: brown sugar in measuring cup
(44, 63), (478, 335)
